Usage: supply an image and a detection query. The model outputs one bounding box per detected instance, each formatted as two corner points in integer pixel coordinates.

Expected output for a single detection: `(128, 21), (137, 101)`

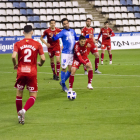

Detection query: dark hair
(24, 25), (32, 33)
(104, 21), (109, 25)
(86, 18), (91, 21)
(61, 18), (69, 24)
(50, 19), (56, 23)
(79, 35), (86, 40)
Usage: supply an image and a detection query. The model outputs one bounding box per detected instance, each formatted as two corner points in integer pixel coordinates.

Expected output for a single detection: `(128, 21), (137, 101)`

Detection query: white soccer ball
(67, 91), (77, 100)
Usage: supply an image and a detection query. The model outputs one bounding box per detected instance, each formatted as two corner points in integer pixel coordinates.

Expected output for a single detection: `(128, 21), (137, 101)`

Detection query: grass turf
(0, 49), (140, 140)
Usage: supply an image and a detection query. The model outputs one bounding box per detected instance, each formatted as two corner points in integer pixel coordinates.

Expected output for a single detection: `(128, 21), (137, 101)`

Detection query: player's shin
(88, 70), (93, 84)
(109, 54), (112, 61)
(101, 53), (104, 62)
(51, 62), (56, 75)
(69, 75), (74, 91)
(65, 70), (71, 82)
(56, 62), (60, 76)
(23, 96), (36, 112)
(61, 71), (66, 87)
(16, 96), (22, 113)
(95, 58), (99, 70)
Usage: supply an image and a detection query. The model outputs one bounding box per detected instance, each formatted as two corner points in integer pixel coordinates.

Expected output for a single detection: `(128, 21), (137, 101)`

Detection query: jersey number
(24, 49), (31, 62)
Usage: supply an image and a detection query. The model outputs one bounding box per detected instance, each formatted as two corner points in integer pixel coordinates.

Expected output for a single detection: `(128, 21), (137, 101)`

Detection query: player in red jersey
(97, 21), (115, 65)
(12, 25), (45, 124)
(68, 35), (93, 91)
(81, 18), (101, 74)
(40, 19), (61, 80)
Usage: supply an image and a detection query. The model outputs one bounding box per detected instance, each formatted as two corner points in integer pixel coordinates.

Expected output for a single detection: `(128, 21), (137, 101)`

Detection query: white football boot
(18, 109), (25, 125)
(101, 61), (103, 65)
(84, 70), (88, 75)
(87, 84), (93, 90)
(18, 116), (22, 124)
(109, 61), (112, 64)
(68, 88), (72, 92)
(95, 69), (102, 74)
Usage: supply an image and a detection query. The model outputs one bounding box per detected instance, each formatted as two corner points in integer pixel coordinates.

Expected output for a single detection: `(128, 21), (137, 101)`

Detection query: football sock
(101, 53), (104, 61)
(95, 58), (99, 70)
(51, 63), (56, 75)
(88, 70), (93, 84)
(84, 65), (87, 71)
(109, 54), (112, 61)
(61, 71), (66, 87)
(16, 96), (22, 113)
(65, 71), (71, 82)
(56, 62), (60, 76)
(69, 75), (74, 88)
(23, 96), (36, 111)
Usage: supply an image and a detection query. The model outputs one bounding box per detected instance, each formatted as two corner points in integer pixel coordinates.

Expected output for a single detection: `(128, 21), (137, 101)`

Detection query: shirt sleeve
(38, 43), (44, 55)
(52, 30), (63, 41)
(42, 30), (47, 38)
(13, 42), (18, 52)
(97, 29), (102, 40)
(110, 29), (115, 37)
(81, 28), (86, 36)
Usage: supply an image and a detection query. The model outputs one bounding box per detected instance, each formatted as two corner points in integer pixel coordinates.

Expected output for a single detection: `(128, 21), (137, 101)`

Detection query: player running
(97, 21), (115, 65)
(81, 18), (101, 74)
(69, 35), (93, 91)
(51, 18), (91, 92)
(40, 19), (61, 80)
(12, 25), (45, 124)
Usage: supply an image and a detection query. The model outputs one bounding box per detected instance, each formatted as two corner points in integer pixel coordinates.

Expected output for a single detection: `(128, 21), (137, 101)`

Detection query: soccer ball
(67, 91), (77, 100)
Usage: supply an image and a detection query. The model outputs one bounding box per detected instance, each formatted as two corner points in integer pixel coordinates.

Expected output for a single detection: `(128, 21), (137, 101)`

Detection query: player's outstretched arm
(97, 30), (102, 41)
(37, 54), (45, 67)
(51, 31), (63, 41)
(40, 36), (50, 48)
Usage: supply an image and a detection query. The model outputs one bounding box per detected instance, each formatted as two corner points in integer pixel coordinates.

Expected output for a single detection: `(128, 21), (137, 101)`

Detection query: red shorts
(72, 58), (90, 69)
(87, 43), (98, 55)
(14, 75), (38, 92)
(101, 43), (111, 50)
(48, 48), (60, 58)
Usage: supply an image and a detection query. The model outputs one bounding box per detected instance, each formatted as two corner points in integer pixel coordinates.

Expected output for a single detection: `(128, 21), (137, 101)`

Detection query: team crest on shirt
(26, 40), (29, 42)
(107, 30), (109, 32)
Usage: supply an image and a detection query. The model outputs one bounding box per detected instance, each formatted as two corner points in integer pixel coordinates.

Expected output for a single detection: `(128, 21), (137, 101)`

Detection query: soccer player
(40, 19), (61, 80)
(97, 21), (115, 65)
(12, 25), (45, 124)
(81, 18), (101, 74)
(51, 18), (91, 92)
(69, 35), (93, 91)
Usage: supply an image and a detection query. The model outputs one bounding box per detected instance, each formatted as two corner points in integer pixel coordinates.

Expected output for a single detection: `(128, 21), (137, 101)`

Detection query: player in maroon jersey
(81, 18), (101, 74)
(97, 21), (115, 65)
(68, 35), (93, 91)
(12, 25), (45, 124)
(40, 19), (61, 80)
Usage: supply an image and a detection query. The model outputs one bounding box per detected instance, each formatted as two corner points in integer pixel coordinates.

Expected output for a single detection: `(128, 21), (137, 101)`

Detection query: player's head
(86, 18), (91, 27)
(104, 21), (109, 28)
(79, 35), (86, 47)
(23, 25), (33, 36)
(61, 18), (69, 29)
(49, 19), (56, 29)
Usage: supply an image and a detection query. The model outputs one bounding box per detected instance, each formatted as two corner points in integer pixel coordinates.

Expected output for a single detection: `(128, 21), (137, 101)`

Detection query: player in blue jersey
(51, 18), (91, 92)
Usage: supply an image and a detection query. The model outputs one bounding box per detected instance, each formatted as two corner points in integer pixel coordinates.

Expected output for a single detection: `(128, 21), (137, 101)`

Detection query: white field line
(0, 71), (140, 77)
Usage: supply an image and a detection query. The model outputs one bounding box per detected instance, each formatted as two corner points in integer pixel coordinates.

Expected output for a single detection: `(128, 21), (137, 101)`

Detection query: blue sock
(65, 71), (71, 82)
(61, 71), (66, 87)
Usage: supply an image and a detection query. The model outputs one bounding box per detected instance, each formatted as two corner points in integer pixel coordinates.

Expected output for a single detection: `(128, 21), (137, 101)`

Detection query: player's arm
(12, 43), (18, 70)
(37, 44), (46, 67)
(51, 30), (63, 41)
(40, 31), (50, 48)
(108, 29), (115, 37)
(97, 29), (102, 42)
(74, 30), (90, 41)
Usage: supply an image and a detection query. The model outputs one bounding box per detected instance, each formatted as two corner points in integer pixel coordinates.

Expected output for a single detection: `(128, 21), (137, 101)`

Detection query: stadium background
(0, 0), (140, 140)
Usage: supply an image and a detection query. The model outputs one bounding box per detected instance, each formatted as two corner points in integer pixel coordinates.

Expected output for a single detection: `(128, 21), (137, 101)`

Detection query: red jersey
(81, 27), (94, 44)
(13, 38), (44, 76)
(42, 27), (61, 50)
(74, 41), (88, 62)
(97, 28), (115, 44)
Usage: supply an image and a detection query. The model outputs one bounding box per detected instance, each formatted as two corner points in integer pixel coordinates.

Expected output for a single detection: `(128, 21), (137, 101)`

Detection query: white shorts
(61, 53), (74, 69)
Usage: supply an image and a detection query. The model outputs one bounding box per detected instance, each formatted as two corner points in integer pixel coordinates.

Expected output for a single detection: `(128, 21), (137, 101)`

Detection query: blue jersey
(52, 28), (79, 54)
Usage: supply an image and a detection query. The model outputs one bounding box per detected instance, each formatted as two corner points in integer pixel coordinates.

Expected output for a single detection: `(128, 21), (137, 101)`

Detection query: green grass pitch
(0, 49), (140, 140)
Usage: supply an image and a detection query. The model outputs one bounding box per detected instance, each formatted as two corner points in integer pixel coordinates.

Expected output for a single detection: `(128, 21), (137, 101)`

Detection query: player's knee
(95, 53), (99, 58)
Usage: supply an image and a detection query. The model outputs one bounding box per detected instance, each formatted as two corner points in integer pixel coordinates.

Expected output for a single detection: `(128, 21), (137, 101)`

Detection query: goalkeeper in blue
(51, 18), (91, 92)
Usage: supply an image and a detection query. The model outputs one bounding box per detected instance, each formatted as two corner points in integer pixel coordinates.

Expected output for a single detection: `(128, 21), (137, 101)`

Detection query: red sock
(95, 58), (99, 69)
(51, 63), (56, 75)
(84, 65), (87, 71)
(109, 54), (112, 61)
(23, 96), (36, 111)
(56, 62), (60, 76)
(101, 53), (104, 61)
(69, 75), (74, 88)
(88, 70), (93, 84)
(16, 96), (22, 113)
